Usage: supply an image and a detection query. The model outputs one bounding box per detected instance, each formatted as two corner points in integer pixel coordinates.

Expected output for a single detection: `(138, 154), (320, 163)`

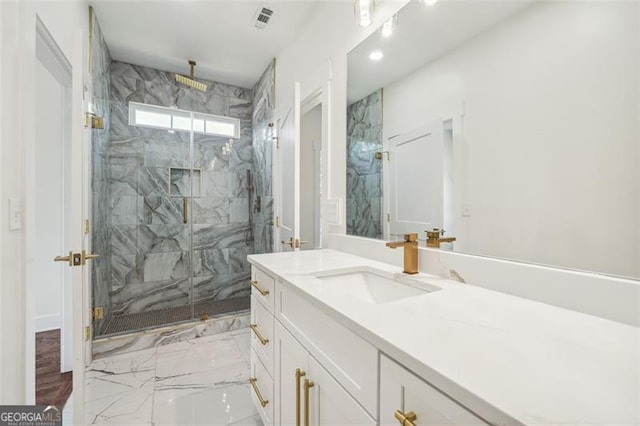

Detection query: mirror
(346, 0), (639, 279)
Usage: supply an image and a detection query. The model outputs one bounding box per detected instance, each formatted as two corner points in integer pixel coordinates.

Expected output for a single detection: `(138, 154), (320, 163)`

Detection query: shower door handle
(183, 198), (188, 224)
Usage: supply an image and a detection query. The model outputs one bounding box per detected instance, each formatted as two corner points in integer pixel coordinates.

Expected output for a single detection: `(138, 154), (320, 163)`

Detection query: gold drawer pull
(250, 280), (269, 296)
(250, 323), (269, 345)
(395, 410), (417, 426)
(304, 379), (315, 426)
(295, 369), (306, 426)
(249, 377), (269, 407)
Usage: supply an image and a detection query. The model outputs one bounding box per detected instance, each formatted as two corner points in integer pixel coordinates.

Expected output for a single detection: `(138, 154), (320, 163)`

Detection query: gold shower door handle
(304, 378), (314, 426)
(295, 369), (306, 426)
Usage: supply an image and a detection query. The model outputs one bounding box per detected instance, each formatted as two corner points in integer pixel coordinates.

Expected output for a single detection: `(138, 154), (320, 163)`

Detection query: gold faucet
(386, 233), (419, 274)
(426, 228), (456, 248)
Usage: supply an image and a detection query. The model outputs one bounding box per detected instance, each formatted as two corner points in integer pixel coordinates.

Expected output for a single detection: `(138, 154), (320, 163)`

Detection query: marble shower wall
(346, 90), (383, 239)
(105, 60), (255, 323)
(251, 60), (275, 254)
(91, 14), (113, 335)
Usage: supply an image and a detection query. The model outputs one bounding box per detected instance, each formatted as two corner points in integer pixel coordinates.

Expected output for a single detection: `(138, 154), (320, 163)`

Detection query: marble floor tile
(84, 328), (258, 426)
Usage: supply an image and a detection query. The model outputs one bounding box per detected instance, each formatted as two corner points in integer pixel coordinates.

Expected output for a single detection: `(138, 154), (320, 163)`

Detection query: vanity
(247, 249), (638, 426)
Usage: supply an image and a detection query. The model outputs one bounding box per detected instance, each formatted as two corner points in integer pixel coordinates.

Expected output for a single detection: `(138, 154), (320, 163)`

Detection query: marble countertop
(248, 249), (639, 426)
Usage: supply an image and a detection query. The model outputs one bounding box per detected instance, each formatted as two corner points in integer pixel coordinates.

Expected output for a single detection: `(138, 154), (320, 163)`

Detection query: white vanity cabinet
(380, 355), (490, 425)
(250, 266), (277, 426)
(275, 321), (375, 426)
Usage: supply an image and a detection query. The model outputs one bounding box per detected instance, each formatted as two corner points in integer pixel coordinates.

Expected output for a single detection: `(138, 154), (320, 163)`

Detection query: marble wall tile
(251, 60), (275, 254)
(193, 223), (251, 250)
(109, 165), (138, 196)
(143, 252), (190, 282)
(201, 171), (233, 198)
(230, 198), (249, 223)
(111, 196), (143, 225)
(137, 224), (190, 254)
(111, 253), (141, 289)
(142, 195), (184, 225)
(111, 225), (137, 255)
(193, 249), (230, 276)
(192, 198), (229, 224)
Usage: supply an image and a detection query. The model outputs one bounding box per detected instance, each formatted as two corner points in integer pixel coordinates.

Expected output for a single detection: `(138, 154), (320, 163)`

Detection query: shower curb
(92, 311), (250, 360)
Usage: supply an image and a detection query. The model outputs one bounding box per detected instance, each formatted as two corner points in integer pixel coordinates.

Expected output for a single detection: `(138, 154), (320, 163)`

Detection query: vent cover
(254, 7), (274, 29)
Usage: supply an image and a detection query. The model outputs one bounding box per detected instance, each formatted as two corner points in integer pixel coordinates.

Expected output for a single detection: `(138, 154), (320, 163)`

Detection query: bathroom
(0, 0), (637, 425)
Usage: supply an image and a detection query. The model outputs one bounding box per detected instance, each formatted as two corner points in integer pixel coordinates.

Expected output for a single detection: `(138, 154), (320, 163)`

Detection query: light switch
(462, 203), (472, 217)
(9, 198), (22, 230)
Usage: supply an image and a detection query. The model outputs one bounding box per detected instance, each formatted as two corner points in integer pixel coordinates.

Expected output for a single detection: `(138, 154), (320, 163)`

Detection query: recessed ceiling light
(424, 0), (438, 6)
(369, 50), (383, 61)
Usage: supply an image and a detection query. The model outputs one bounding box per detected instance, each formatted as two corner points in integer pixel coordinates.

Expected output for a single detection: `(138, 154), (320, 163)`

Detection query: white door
(277, 83), (301, 251)
(387, 120), (445, 237)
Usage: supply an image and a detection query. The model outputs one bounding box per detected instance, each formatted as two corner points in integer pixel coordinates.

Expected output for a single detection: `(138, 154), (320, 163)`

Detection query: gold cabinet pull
(250, 323), (269, 345)
(304, 379), (314, 426)
(394, 410), (417, 426)
(295, 369), (306, 426)
(250, 280), (269, 296)
(249, 377), (269, 407)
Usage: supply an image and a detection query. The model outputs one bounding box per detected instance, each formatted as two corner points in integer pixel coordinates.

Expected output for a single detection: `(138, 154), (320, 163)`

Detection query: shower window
(128, 102), (240, 138)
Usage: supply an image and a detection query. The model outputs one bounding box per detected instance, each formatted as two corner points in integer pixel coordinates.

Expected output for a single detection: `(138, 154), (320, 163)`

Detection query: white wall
(34, 59), (64, 332)
(0, 0), (88, 403)
(383, 1), (639, 278)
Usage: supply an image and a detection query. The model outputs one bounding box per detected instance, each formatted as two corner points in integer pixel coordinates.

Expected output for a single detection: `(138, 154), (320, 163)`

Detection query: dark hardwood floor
(36, 329), (72, 407)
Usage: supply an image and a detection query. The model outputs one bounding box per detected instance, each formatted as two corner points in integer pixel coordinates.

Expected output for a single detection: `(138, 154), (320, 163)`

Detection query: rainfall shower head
(175, 60), (208, 92)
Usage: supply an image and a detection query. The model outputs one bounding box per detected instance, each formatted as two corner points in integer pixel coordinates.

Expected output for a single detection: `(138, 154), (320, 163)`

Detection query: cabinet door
(307, 356), (376, 426)
(276, 322), (309, 426)
(380, 355), (490, 425)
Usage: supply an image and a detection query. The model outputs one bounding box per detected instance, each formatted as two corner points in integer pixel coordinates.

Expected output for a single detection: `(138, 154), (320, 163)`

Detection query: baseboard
(36, 314), (61, 332)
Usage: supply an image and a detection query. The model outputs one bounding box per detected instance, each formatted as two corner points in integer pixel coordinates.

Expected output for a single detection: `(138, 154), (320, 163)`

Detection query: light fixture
(369, 50), (383, 61)
(424, 0), (438, 6)
(381, 15), (397, 38)
(355, 0), (374, 27)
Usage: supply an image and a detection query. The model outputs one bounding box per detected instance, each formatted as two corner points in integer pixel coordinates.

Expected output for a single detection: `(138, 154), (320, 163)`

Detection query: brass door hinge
(92, 306), (104, 319)
(275, 216), (280, 227)
(276, 137), (280, 149)
(85, 326), (90, 341)
(84, 112), (104, 129)
(387, 213), (391, 223)
(84, 219), (90, 235)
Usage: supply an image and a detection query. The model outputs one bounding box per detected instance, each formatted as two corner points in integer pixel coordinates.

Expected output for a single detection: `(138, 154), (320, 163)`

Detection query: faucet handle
(404, 233), (418, 242)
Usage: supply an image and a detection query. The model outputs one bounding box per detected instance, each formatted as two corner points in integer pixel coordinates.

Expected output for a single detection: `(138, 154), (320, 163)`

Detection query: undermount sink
(312, 267), (439, 304)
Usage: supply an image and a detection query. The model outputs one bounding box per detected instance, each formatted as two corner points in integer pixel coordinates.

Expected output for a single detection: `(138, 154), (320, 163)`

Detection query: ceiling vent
(254, 6), (274, 29)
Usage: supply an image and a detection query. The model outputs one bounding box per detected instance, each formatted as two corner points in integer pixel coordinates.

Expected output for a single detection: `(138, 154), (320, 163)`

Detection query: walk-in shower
(90, 54), (259, 338)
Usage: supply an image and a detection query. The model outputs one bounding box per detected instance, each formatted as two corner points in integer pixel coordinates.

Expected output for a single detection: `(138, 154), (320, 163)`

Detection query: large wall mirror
(346, 0), (639, 279)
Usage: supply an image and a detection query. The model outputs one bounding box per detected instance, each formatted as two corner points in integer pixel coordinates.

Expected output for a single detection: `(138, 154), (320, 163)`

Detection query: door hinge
(93, 306), (104, 319)
(85, 326), (90, 341)
(84, 219), (90, 235)
(275, 216), (280, 227)
(387, 213), (391, 223)
(275, 137), (280, 149)
(84, 112), (104, 129)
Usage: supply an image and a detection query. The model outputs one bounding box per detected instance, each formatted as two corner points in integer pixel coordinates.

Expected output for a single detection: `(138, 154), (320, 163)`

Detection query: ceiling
(90, 0), (320, 89)
(348, 0), (535, 104)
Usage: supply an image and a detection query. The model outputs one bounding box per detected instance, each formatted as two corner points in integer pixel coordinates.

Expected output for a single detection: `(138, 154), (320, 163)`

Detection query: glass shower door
(92, 101), (197, 337)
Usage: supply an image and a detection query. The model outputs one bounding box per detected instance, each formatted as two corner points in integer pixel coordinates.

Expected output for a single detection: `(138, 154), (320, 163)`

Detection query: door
(275, 322), (308, 425)
(277, 83), (301, 251)
(388, 120), (445, 236)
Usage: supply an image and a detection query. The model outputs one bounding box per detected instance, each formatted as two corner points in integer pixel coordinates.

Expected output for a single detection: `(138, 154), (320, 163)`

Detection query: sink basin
(312, 267), (438, 304)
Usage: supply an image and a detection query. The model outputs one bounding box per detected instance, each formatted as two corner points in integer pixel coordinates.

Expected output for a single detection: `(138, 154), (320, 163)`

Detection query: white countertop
(248, 249), (639, 426)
